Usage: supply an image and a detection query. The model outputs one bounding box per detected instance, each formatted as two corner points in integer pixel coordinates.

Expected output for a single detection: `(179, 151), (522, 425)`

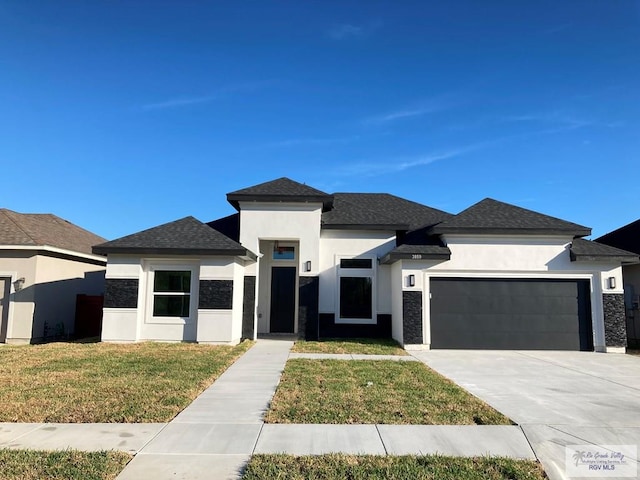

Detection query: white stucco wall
(396, 235), (625, 351)
(318, 230), (395, 317)
(102, 254), (142, 342)
(102, 254), (247, 344)
(239, 202), (322, 277)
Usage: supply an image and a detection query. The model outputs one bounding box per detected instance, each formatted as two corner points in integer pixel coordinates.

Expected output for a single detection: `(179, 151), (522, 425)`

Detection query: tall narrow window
(153, 270), (191, 317)
(337, 257), (375, 324)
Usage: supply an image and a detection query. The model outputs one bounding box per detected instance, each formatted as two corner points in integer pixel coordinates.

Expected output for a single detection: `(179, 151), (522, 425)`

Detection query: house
(596, 220), (640, 348)
(0, 209), (107, 344)
(93, 177), (638, 352)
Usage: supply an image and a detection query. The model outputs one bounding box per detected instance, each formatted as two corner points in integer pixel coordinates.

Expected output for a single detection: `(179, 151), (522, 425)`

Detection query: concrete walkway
(0, 343), (542, 479)
(116, 339), (292, 480)
(289, 352), (418, 361)
(0, 423), (165, 454)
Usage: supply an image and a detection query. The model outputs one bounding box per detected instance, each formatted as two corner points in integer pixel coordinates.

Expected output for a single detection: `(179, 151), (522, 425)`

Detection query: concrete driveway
(412, 350), (640, 480)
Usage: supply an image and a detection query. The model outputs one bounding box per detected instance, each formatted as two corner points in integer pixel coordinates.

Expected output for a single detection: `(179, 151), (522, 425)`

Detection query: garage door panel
(430, 278), (593, 351)
(431, 328), (584, 350)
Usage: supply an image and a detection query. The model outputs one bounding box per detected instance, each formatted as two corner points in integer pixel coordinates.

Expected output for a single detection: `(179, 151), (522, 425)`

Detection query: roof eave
(227, 194), (334, 211)
(570, 252), (640, 264)
(432, 227), (592, 237)
(0, 244), (106, 263)
(92, 246), (255, 259)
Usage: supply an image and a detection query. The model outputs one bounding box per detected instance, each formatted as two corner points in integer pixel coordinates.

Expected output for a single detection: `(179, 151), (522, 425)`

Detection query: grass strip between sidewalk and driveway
(0, 449), (131, 480)
(291, 338), (407, 355)
(242, 454), (547, 480)
(265, 359), (511, 425)
(0, 340), (252, 423)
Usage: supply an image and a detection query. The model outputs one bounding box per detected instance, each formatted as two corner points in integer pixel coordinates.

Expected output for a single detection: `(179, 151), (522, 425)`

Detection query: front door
(270, 267), (296, 333)
(0, 277), (10, 343)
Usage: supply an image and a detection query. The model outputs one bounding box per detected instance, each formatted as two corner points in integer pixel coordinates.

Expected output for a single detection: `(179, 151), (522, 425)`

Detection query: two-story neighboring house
(93, 178), (638, 352)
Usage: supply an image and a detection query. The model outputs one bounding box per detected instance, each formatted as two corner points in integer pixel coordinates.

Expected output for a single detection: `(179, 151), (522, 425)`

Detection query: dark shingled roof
(380, 243), (451, 264)
(431, 198), (591, 237)
(322, 193), (452, 231)
(93, 216), (255, 258)
(0, 208), (106, 256)
(227, 177), (334, 210)
(570, 238), (639, 263)
(595, 219), (640, 255)
(322, 195), (407, 230)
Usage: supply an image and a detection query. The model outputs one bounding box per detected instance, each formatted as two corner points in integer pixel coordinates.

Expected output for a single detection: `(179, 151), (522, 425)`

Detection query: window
(340, 277), (372, 319)
(153, 270), (191, 317)
(340, 258), (372, 269)
(273, 245), (295, 260)
(337, 256), (375, 324)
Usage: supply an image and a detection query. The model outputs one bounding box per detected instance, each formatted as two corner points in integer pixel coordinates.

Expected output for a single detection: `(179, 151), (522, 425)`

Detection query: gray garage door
(430, 278), (593, 351)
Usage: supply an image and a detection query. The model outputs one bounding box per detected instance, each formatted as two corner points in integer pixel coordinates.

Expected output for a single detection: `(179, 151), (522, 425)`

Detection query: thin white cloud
(328, 23), (365, 40)
(333, 118), (605, 178)
(265, 135), (360, 148)
(336, 143), (486, 177)
(540, 23), (573, 35)
(364, 108), (435, 125)
(500, 112), (622, 130)
(141, 95), (219, 110)
(363, 96), (461, 126)
(140, 80), (276, 111)
(327, 21), (381, 40)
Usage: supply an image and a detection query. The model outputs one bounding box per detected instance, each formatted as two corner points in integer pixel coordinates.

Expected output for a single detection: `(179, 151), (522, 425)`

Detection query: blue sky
(1, 1), (638, 240)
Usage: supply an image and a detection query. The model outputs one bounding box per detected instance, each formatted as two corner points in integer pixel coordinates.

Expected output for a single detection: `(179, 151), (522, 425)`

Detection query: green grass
(265, 359), (511, 425)
(292, 338), (406, 355)
(0, 341), (252, 423)
(0, 449), (131, 480)
(242, 454), (547, 480)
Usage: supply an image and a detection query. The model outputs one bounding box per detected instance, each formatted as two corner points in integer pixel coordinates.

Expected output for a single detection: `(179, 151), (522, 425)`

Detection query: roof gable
(431, 198), (591, 237)
(0, 208), (106, 255)
(93, 216), (253, 257)
(227, 177), (334, 210)
(595, 219), (640, 255)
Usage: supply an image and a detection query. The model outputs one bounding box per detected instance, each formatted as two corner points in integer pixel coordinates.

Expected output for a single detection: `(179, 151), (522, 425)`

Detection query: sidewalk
(116, 338), (292, 480)
(0, 342), (538, 480)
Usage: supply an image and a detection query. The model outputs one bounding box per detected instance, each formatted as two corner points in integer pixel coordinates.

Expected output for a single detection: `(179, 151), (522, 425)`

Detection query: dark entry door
(270, 267), (296, 333)
(430, 278), (593, 351)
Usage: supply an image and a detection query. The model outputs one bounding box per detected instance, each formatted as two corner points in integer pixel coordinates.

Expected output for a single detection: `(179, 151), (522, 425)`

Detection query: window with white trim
(337, 256), (375, 324)
(152, 270), (191, 317)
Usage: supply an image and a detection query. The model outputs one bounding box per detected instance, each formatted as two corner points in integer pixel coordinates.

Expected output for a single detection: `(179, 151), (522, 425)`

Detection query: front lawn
(292, 338), (406, 356)
(0, 341), (252, 423)
(242, 454), (547, 480)
(0, 449), (131, 480)
(265, 359), (511, 425)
